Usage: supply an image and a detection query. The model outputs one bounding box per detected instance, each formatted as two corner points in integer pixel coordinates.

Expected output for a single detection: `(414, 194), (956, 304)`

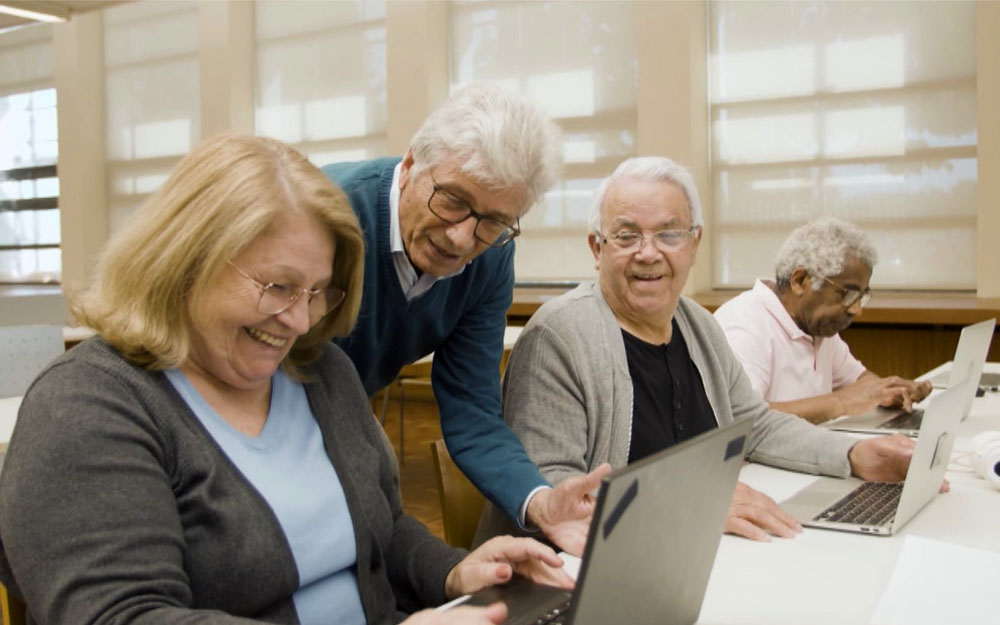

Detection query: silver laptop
(824, 318), (995, 436)
(782, 378), (973, 536)
(461, 417), (754, 625)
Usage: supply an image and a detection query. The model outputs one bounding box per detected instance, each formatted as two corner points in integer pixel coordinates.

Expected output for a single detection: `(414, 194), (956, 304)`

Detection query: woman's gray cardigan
(476, 282), (856, 542)
(0, 339), (464, 625)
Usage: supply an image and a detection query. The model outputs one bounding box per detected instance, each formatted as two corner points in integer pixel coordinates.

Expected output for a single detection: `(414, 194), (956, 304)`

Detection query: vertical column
(385, 0), (450, 155)
(977, 1), (1000, 298)
(635, 1), (710, 293)
(199, 0), (255, 138)
(53, 11), (107, 297)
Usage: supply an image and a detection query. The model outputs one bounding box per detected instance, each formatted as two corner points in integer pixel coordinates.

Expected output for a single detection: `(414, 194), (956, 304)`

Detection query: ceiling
(0, 1), (125, 31)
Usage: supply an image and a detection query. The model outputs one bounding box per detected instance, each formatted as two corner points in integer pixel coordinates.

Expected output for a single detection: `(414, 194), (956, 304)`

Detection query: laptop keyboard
(813, 481), (902, 527)
(532, 598), (572, 625)
(878, 409), (924, 431)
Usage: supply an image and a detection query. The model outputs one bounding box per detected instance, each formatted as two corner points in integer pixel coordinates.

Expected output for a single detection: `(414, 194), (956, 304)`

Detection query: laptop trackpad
(782, 478), (860, 521)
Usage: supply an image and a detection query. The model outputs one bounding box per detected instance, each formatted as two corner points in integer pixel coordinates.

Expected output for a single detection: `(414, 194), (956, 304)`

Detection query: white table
(694, 362), (1000, 625)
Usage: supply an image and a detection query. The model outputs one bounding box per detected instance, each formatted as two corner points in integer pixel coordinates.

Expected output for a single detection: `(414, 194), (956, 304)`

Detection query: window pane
(0, 209), (60, 246)
(0, 88), (58, 169)
(451, 0), (638, 282)
(0, 248), (61, 284)
(103, 0), (200, 234)
(255, 0), (387, 165)
(709, 0), (977, 290)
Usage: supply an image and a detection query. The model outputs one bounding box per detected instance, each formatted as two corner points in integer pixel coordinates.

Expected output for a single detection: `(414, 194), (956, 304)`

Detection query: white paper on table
(869, 535), (1000, 625)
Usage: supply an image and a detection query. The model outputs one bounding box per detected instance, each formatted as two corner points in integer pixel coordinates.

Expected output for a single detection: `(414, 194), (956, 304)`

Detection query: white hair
(587, 156), (703, 234)
(774, 217), (879, 291)
(408, 83), (562, 215)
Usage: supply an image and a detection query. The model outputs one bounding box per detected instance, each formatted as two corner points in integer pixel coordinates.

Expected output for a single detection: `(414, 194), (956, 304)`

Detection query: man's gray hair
(587, 156), (703, 233)
(408, 83), (561, 215)
(774, 217), (879, 291)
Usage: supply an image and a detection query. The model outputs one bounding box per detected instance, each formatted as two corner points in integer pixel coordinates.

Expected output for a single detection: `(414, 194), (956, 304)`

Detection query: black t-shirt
(623, 320), (718, 464)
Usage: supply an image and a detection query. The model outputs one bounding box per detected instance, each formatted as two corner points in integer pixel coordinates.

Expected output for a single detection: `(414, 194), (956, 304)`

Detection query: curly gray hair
(587, 156), (703, 234)
(408, 83), (562, 216)
(774, 217), (878, 291)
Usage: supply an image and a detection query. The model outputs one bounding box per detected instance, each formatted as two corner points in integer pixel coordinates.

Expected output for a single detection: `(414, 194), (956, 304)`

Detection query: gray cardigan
(0, 339), (464, 625)
(475, 282), (856, 542)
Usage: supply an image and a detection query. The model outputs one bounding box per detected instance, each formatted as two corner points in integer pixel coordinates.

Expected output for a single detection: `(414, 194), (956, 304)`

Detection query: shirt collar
(754, 278), (811, 342)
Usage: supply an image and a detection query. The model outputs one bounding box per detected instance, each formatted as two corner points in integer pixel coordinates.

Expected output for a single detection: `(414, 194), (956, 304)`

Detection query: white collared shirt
(389, 163), (466, 302)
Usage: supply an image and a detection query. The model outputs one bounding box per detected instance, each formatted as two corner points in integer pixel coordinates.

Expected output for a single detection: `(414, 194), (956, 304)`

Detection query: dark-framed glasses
(427, 173), (520, 248)
(822, 276), (872, 308)
(228, 261), (346, 320)
(598, 226), (700, 253)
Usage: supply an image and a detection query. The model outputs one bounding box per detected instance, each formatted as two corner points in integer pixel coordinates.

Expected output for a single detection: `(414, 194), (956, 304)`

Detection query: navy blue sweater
(322, 158), (546, 521)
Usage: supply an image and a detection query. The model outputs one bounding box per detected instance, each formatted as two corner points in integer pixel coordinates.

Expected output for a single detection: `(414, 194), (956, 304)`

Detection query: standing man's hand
(525, 464), (612, 557)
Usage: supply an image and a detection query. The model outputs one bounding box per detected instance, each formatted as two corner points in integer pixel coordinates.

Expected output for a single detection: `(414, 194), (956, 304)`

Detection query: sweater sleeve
(712, 318), (856, 478)
(431, 245), (549, 522)
(0, 361), (271, 625)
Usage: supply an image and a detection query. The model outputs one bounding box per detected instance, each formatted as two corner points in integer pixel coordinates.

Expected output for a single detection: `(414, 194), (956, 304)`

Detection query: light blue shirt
(165, 368), (365, 625)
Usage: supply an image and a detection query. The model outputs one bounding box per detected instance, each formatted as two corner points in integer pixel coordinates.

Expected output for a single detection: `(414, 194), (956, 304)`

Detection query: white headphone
(970, 431), (1000, 490)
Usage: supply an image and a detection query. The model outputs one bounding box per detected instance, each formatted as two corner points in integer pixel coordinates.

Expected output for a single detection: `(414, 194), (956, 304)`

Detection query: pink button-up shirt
(713, 279), (866, 402)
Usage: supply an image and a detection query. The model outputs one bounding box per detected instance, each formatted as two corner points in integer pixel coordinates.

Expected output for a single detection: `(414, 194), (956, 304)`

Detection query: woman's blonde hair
(72, 133), (364, 374)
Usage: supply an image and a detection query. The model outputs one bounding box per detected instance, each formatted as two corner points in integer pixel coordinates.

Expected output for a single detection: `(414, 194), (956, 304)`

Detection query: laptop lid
(571, 417), (752, 625)
(929, 318), (996, 389)
(825, 317), (994, 436)
(888, 377), (972, 532)
(465, 417), (753, 625)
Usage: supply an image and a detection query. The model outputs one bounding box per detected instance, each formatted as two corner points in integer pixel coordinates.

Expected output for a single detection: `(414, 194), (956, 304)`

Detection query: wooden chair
(429, 439), (485, 550)
(0, 581), (26, 625)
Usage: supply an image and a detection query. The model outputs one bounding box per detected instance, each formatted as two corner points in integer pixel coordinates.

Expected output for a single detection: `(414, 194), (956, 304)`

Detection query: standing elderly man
(475, 157), (919, 547)
(322, 84), (608, 554)
(714, 218), (931, 424)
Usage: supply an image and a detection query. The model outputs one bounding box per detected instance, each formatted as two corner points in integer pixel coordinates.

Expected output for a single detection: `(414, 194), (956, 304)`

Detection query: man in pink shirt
(714, 217), (931, 424)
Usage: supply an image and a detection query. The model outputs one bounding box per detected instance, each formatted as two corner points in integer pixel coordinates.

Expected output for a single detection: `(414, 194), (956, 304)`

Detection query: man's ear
(789, 267), (811, 295)
(587, 233), (601, 268)
(399, 148), (415, 190)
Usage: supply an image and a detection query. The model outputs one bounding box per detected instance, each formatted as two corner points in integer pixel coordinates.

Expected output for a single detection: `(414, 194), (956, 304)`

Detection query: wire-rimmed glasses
(228, 261), (345, 321)
(822, 276), (872, 308)
(597, 226), (700, 253)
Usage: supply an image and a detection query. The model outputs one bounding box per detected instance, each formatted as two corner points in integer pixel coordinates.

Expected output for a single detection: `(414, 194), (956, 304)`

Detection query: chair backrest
(429, 439), (485, 550)
(0, 581), (26, 625)
(0, 325), (64, 398)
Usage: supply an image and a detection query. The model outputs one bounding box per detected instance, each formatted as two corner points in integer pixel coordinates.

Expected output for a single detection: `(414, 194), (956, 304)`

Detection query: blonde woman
(0, 134), (569, 625)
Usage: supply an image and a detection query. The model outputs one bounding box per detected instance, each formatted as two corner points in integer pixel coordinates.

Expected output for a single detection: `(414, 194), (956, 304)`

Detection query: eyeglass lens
(427, 186), (517, 247)
(258, 285), (345, 319)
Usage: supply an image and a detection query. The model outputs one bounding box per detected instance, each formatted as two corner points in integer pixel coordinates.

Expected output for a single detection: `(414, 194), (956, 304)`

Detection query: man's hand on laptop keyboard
(835, 374), (931, 416)
(876, 377), (932, 412)
(849, 434), (914, 483)
(725, 481), (802, 541)
(848, 434), (950, 492)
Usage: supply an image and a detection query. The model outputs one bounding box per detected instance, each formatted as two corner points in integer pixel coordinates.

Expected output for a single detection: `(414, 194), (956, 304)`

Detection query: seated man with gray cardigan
(476, 156), (917, 547)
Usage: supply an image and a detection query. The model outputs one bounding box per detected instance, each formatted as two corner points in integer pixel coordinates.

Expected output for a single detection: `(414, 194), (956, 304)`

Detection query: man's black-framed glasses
(427, 173), (521, 248)
(823, 275), (872, 309)
(228, 261), (346, 321)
